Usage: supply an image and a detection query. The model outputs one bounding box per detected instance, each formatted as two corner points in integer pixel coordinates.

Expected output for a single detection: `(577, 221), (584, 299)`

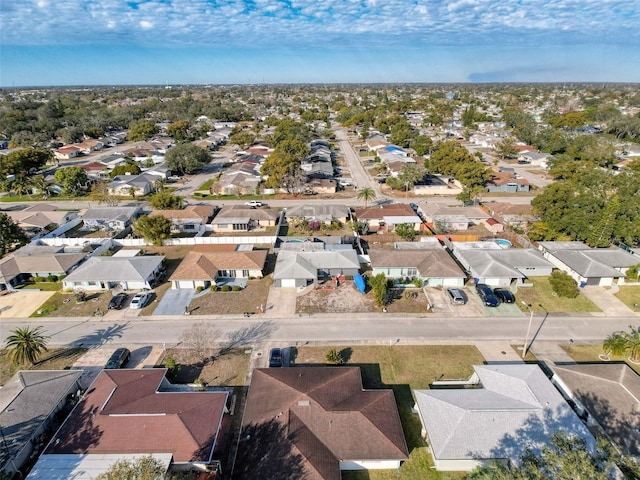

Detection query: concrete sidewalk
(529, 341), (576, 365)
(475, 341), (524, 364)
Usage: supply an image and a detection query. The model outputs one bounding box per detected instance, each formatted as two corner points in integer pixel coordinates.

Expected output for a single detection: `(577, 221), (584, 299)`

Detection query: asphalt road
(3, 314), (638, 349)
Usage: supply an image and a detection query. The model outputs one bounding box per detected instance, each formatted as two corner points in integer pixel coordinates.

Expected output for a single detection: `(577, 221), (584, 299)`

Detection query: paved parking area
(581, 286), (635, 316)
(0, 291), (56, 318)
(152, 288), (195, 315)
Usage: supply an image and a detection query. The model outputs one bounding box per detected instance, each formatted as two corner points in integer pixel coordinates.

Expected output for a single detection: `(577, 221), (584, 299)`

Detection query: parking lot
(425, 287), (524, 318)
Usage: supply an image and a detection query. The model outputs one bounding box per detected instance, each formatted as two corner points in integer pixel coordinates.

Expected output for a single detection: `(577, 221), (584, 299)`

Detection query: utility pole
(522, 301), (534, 359)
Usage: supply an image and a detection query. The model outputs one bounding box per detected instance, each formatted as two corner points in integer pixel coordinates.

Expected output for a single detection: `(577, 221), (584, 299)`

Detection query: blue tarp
(354, 273), (366, 293)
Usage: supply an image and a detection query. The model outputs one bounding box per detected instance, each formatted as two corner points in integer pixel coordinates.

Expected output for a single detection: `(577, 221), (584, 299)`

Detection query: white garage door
(442, 278), (463, 287)
(177, 280), (195, 289)
(280, 279), (297, 288)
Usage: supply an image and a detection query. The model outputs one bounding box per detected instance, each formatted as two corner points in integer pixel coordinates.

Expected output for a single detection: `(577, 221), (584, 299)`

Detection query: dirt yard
(297, 284), (376, 314)
(161, 348), (251, 386)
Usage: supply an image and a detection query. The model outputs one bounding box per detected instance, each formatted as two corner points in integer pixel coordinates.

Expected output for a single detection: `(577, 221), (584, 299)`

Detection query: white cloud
(0, 0), (638, 48)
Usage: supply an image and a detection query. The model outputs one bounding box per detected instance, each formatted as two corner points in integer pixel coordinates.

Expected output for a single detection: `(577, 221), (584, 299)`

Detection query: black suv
(108, 292), (128, 310)
(475, 283), (500, 307)
(105, 348), (130, 369)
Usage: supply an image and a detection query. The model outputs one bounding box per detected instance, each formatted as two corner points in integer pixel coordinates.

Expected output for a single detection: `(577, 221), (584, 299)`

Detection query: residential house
(54, 146), (81, 160)
(0, 371), (83, 478)
(210, 205), (279, 233)
(31, 369), (228, 478)
(482, 217), (504, 233)
(378, 152), (415, 165)
(413, 175), (463, 196)
(80, 161), (109, 180)
(413, 364), (594, 471)
(236, 367), (409, 480)
(149, 205), (216, 234)
(108, 173), (155, 197)
(74, 139), (104, 154)
(417, 203), (490, 232)
(537, 241), (640, 286)
(368, 242), (466, 286)
(482, 202), (538, 228)
(62, 255), (164, 290)
(449, 240), (554, 286)
(4, 204), (78, 236)
(210, 161), (261, 196)
(551, 363), (640, 457)
(169, 244), (268, 289)
(81, 206), (141, 231)
(273, 248), (360, 287)
(304, 178), (337, 194)
(0, 244), (88, 291)
(286, 205), (350, 226)
(518, 151), (550, 166)
(485, 171), (530, 193)
(354, 204), (421, 233)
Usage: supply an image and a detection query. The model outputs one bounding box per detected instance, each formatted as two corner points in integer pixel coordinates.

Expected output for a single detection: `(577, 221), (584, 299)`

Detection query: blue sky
(1, 0), (639, 86)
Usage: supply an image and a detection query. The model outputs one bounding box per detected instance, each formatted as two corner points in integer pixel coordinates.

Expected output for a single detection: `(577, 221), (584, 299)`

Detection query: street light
(521, 301), (534, 359)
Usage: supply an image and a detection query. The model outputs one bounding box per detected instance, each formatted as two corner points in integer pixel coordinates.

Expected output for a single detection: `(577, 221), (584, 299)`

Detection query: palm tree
(128, 186), (137, 199)
(30, 175), (50, 199)
(356, 187), (376, 208)
(603, 325), (640, 363)
(5, 326), (49, 365)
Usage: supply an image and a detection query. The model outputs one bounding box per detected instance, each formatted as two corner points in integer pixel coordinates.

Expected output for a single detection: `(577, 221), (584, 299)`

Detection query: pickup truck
(244, 201), (263, 208)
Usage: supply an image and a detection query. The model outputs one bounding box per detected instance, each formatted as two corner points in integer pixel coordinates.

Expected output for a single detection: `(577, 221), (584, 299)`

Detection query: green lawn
(296, 345), (482, 480)
(0, 347), (87, 386)
(516, 277), (600, 313)
(18, 281), (63, 291)
(561, 343), (640, 375)
(614, 285), (640, 310)
(196, 179), (214, 191)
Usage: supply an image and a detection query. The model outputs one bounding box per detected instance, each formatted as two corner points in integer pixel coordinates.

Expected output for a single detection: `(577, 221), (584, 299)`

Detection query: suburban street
(2, 314), (638, 349)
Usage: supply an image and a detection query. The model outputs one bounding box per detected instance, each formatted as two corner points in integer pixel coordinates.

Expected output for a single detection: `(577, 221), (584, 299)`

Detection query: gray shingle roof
(63, 256), (163, 283)
(274, 250), (360, 280)
(414, 365), (594, 467)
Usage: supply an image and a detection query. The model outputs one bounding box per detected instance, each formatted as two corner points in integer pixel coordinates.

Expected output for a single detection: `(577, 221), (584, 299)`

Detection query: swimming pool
(495, 239), (512, 248)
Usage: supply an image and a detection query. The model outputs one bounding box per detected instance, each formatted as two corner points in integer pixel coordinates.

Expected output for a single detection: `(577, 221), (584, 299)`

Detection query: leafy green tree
(133, 215), (172, 246)
(4, 326), (49, 365)
(261, 139), (309, 189)
(369, 273), (390, 307)
(549, 111), (588, 129)
(228, 130), (256, 149)
(356, 187), (376, 208)
(397, 164), (427, 189)
(95, 455), (166, 480)
(54, 166), (89, 196)
(0, 212), (28, 256)
(29, 175), (50, 198)
(395, 223), (417, 241)
(165, 142), (211, 174)
(166, 119), (191, 142)
(148, 190), (184, 210)
(348, 220), (369, 235)
(549, 270), (579, 298)
(91, 181), (119, 207)
(586, 195), (620, 247)
(128, 120), (158, 142)
(626, 264), (640, 281)
(466, 432), (615, 480)
(0, 147), (52, 176)
(603, 325), (640, 363)
(110, 163), (141, 178)
(495, 137), (519, 159)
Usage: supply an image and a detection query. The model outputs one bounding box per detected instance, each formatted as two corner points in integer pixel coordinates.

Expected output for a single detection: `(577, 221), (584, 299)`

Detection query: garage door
(280, 279), (297, 288)
(442, 278), (462, 287)
(177, 280), (195, 289)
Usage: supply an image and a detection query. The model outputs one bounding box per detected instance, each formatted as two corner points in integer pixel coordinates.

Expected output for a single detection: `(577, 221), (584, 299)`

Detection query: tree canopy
(4, 325), (49, 365)
(0, 213), (28, 256)
(148, 190), (184, 210)
(133, 215), (172, 246)
(0, 147), (52, 176)
(95, 455), (166, 480)
(127, 120), (158, 142)
(164, 143), (210, 174)
(54, 166), (89, 196)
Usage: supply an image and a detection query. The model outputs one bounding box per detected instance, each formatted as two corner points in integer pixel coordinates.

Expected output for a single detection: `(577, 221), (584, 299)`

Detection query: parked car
(269, 348), (283, 367)
(108, 292), (128, 310)
(244, 200), (263, 208)
(409, 203), (418, 212)
(446, 288), (466, 305)
(476, 283), (500, 307)
(130, 292), (152, 309)
(493, 288), (515, 303)
(105, 348), (130, 369)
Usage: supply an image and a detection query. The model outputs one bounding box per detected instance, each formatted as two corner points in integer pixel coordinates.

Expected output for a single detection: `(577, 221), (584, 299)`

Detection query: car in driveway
(476, 283), (500, 307)
(244, 200), (263, 208)
(493, 288), (515, 303)
(130, 292), (152, 309)
(446, 288), (466, 305)
(269, 348), (283, 367)
(108, 292), (128, 310)
(104, 348), (130, 369)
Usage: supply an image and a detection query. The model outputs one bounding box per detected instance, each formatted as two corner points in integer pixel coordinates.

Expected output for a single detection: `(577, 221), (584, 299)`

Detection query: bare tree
(179, 321), (220, 363)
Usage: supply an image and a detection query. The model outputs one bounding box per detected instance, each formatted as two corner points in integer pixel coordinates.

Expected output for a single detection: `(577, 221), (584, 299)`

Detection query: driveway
(263, 287), (297, 317)
(581, 286), (636, 316)
(0, 291), (56, 318)
(152, 288), (195, 315)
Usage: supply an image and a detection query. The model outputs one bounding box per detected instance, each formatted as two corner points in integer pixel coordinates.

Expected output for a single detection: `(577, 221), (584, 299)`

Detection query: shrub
(232, 285), (242, 291)
(549, 271), (579, 298)
(412, 277), (423, 288)
(210, 285), (218, 292)
(46, 274), (58, 282)
(34, 276), (46, 283)
(221, 285), (231, 292)
(195, 286), (204, 293)
(626, 264), (640, 281)
(325, 348), (344, 365)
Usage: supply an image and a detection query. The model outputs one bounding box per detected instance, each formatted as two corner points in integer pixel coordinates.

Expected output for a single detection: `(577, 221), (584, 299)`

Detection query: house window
(219, 270), (228, 277)
(407, 268), (417, 277)
(218, 223), (228, 228)
(184, 224), (195, 230)
(229, 270), (237, 278)
(88, 281), (97, 286)
(242, 270), (250, 277)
